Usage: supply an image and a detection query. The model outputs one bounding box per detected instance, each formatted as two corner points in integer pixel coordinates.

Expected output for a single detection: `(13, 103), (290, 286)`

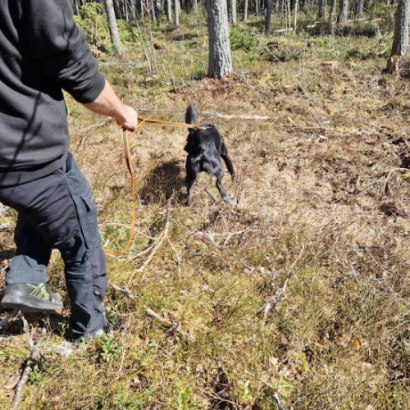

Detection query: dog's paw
(226, 196), (237, 206)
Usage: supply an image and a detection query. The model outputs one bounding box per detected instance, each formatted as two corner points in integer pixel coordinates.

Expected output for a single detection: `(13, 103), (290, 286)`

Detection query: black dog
(184, 102), (236, 206)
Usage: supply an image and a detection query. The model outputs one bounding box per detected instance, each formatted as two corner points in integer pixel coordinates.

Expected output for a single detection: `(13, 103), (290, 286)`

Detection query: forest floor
(1, 10), (410, 410)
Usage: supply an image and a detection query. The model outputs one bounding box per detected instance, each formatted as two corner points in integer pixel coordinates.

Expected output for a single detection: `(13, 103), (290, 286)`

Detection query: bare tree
(392, 0), (410, 56)
(174, 0), (180, 26)
(354, 0), (365, 18)
(243, 0), (249, 21)
(104, 0), (123, 57)
(265, 0), (272, 34)
(337, 0), (349, 22)
(293, 0), (299, 31)
(319, 0), (326, 21)
(228, 0), (238, 24)
(207, 0), (233, 78)
(167, 0), (173, 21)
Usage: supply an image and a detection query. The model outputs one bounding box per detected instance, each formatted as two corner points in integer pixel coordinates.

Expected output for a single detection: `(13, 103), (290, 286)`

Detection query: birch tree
(174, 0), (180, 26)
(243, 0), (249, 21)
(207, 0), (233, 78)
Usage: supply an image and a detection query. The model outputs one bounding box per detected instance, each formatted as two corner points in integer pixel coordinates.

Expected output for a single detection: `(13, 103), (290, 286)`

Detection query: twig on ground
(11, 323), (47, 410)
(283, 124), (330, 132)
(110, 283), (135, 300)
(201, 111), (273, 121)
(382, 168), (410, 195)
(259, 379), (289, 410)
(75, 119), (112, 149)
(190, 231), (254, 271)
(145, 308), (195, 343)
(259, 246), (305, 333)
(127, 195), (173, 285)
(167, 239), (182, 269)
(0, 309), (20, 330)
(205, 189), (217, 203)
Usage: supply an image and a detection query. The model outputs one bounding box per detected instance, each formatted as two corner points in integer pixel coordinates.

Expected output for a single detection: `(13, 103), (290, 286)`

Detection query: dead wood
(110, 283), (135, 300)
(259, 379), (289, 410)
(0, 309), (20, 330)
(145, 308), (195, 342)
(259, 246), (305, 333)
(201, 111), (272, 121)
(127, 195), (173, 285)
(382, 168), (410, 195)
(11, 321), (47, 410)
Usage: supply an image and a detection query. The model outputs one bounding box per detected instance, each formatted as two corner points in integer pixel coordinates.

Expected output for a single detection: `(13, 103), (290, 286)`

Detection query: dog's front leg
(186, 156), (198, 206)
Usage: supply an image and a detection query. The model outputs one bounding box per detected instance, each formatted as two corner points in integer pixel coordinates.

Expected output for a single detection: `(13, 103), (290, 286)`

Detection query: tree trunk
(150, 0), (157, 21)
(228, 0), (238, 24)
(243, 0), (248, 21)
(337, 0), (348, 22)
(319, 0), (326, 21)
(354, 0), (364, 17)
(293, 0), (299, 31)
(265, 0), (272, 34)
(73, 0), (80, 15)
(167, 0), (173, 21)
(331, 0), (337, 14)
(129, 0), (137, 20)
(207, 0), (233, 78)
(104, 0), (123, 57)
(256, 0), (260, 16)
(174, 0), (180, 26)
(392, 0), (410, 56)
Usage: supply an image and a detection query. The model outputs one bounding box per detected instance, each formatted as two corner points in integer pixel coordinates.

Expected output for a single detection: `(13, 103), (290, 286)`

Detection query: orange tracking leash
(103, 116), (202, 256)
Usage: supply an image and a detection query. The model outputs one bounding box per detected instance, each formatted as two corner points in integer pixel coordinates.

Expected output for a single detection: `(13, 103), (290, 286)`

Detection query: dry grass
(1, 13), (410, 410)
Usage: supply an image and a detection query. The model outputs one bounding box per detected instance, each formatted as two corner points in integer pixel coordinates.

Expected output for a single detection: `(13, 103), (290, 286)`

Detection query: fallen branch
(75, 119), (112, 149)
(259, 379), (289, 410)
(383, 168), (410, 195)
(127, 195), (173, 285)
(202, 111), (273, 121)
(145, 308), (195, 343)
(259, 246), (305, 333)
(11, 322), (47, 410)
(110, 283), (135, 300)
(283, 124), (330, 132)
(0, 309), (19, 330)
(190, 231), (254, 271)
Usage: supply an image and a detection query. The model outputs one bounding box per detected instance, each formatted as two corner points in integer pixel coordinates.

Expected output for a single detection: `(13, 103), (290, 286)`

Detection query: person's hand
(116, 104), (138, 131)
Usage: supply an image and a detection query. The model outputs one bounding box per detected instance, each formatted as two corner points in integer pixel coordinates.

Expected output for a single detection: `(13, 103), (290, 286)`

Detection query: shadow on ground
(139, 159), (186, 205)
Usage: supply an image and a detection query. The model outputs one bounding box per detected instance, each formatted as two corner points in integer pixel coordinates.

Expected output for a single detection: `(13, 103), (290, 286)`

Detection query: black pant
(0, 153), (107, 340)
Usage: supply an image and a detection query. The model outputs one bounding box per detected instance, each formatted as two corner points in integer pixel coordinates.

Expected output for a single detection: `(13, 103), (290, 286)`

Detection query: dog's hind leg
(216, 175), (235, 205)
(220, 143), (235, 183)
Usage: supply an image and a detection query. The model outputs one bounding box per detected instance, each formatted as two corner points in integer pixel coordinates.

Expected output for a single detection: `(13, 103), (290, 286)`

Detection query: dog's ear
(186, 102), (198, 125)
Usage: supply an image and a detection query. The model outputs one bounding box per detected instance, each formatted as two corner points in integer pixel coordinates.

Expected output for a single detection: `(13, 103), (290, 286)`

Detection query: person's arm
(83, 80), (138, 131)
(21, 0), (137, 131)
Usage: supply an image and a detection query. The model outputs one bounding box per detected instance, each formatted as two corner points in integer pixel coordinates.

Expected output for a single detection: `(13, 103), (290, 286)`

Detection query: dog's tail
(185, 102), (198, 126)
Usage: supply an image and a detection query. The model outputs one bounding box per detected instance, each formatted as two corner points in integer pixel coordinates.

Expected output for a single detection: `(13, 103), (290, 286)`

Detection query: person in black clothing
(0, 0), (138, 341)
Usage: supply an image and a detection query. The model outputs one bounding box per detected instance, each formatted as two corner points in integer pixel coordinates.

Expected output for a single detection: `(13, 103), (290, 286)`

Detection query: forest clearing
(1, 1), (410, 409)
